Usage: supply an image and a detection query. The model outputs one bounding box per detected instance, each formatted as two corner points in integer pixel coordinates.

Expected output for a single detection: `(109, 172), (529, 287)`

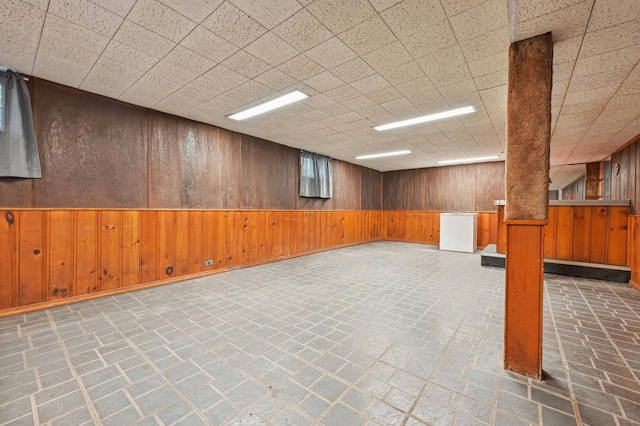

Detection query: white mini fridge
(439, 213), (477, 253)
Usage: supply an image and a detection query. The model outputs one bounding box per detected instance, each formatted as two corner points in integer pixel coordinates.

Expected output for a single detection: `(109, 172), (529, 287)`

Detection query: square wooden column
(504, 33), (553, 380)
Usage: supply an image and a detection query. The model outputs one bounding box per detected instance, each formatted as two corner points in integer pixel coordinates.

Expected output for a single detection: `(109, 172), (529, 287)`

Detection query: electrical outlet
(204, 259), (213, 267)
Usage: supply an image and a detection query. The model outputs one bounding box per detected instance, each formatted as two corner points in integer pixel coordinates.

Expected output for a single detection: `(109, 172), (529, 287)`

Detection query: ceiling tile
(42, 13), (109, 55)
(553, 36), (582, 64)
(338, 15), (396, 56)
(343, 95), (376, 111)
(157, 0), (224, 23)
(244, 32), (299, 67)
(49, 0), (122, 37)
(573, 45), (640, 77)
(20, 0), (48, 9)
(474, 70), (508, 90)
(128, 0), (197, 43)
(363, 41), (412, 72)
(303, 70), (344, 92)
(301, 93), (336, 109)
(330, 57), (376, 83)
(568, 67), (631, 92)
(449, 0), (507, 42)
(272, 9), (333, 51)
(306, 0), (377, 34)
(513, 1), (591, 43)
(459, 26), (509, 62)
(440, 0), (487, 17)
(351, 73), (391, 94)
(113, 20), (176, 58)
(102, 40), (159, 72)
(180, 26), (239, 63)
(580, 19), (640, 58)
(217, 80), (273, 109)
(588, 0), (640, 31)
(0, 1), (45, 72)
(325, 85), (362, 102)
(514, 0), (588, 23)
(467, 52), (507, 77)
(80, 55), (144, 98)
(254, 68), (297, 90)
(222, 50), (271, 78)
(305, 37), (357, 69)
(186, 75), (228, 99)
(417, 45), (468, 84)
(149, 45), (215, 84)
(401, 19), (458, 59)
(395, 76), (443, 105)
(228, 0), (302, 29)
(378, 60), (425, 85)
(368, 0), (403, 12)
(201, 1), (267, 48)
(564, 84), (618, 105)
(380, 0), (447, 39)
(95, 0), (137, 17)
(33, 35), (99, 87)
(202, 64), (248, 88)
(617, 63), (640, 95)
(119, 73), (182, 107)
(277, 54), (324, 80)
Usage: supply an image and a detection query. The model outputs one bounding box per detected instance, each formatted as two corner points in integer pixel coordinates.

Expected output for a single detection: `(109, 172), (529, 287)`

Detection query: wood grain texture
(241, 136), (297, 210)
(383, 169), (425, 211)
(629, 215), (640, 287)
(475, 162), (505, 211)
(362, 167), (382, 210)
(0, 209), (383, 313)
(425, 165), (476, 212)
(504, 223), (544, 379)
(34, 81), (148, 208)
(333, 161), (362, 210)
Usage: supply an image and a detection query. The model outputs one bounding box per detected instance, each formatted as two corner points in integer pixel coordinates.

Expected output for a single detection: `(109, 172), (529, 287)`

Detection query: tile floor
(1, 241), (639, 426)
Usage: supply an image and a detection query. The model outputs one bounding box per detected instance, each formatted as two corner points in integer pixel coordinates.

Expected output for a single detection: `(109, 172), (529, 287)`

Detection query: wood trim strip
(504, 220), (547, 226)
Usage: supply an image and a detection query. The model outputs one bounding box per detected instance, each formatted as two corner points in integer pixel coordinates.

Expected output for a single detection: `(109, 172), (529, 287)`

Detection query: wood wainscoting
(496, 205), (629, 266)
(0, 210), (383, 315)
(629, 215), (640, 290)
(383, 211), (498, 249)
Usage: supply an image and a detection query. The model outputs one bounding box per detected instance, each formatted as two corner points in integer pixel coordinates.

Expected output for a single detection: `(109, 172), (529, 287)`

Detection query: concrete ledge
(481, 244), (631, 283)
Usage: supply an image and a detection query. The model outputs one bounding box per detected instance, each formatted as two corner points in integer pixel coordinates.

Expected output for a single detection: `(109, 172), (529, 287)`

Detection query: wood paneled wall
(382, 161), (505, 212)
(628, 215), (640, 289)
(0, 79), (382, 211)
(383, 211), (497, 249)
(612, 139), (640, 214)
(496, 205), (628, 265)
(561, 176), (586, 201)
(0, 209), (382, 313)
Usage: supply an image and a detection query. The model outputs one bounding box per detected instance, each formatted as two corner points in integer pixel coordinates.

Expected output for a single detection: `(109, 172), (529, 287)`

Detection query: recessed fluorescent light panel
(228, 90), (308, 121)
(374, 106), (476, 131)
(355, 150), (412, 160)
(436, 155), (499, 165)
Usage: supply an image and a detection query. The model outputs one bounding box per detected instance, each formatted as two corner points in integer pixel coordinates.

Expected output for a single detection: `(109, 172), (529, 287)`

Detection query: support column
(586, 162), (603, 200)
(504, 33), (553, 380)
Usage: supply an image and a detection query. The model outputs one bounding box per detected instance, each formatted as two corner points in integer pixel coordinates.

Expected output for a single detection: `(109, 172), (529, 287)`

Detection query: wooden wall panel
(543, 207), (556, 259)
(0, 211), (16, 309)
(241, 136), (296, 210)
(159, 211), (177, 279)
(100, 211), (121, 291)
(629, 216), (640, 287)
(475, 162), (505, 211)
(425, 165), (476, 212)
(589, 207), (608, 264)
(34, 81), (148, 208)
(0, 179), (33, 208)
(140, 211), (159, 283)
(571, 206), (590, 262)
(362, 167), (382, 210)
(19, 211), (46, 305)
(48, 211), (74, 299)
(609, 206), (628, 266)
(555, 206), (573, 260)
(383, 169), (425, 210)
(121, 211), (141, 287)
(333, 162), (362, 210)
(76, 211), (99, 294)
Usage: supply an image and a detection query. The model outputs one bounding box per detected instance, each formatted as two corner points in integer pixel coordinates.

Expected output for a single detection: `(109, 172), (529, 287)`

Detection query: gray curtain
(0, 69), (41, 178)
(300, 150), (332, 198)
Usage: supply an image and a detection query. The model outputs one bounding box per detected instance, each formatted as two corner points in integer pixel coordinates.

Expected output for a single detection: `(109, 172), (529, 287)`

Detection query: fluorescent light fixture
(355, 150), (412, 160)
(436, 155), (499, 165)
(374, 106), (476, 131)
(228, 90), (308, 120)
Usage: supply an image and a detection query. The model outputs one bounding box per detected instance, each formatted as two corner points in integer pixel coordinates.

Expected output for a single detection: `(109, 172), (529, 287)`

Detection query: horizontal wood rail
(496, 205), (629, 266)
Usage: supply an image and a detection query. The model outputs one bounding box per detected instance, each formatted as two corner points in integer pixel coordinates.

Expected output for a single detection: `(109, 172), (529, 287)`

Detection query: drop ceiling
(2, 0), (640, 189)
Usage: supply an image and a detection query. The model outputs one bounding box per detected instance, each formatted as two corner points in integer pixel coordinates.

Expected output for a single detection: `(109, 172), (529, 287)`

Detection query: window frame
(0, 76), (5, 132)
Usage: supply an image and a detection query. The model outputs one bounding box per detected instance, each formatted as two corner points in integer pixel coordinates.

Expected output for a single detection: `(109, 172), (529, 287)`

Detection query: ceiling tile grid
(1, 0), (640, 176)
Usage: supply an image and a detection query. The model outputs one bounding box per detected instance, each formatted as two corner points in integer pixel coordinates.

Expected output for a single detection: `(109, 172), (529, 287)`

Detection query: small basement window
(0, 77), (5, 132)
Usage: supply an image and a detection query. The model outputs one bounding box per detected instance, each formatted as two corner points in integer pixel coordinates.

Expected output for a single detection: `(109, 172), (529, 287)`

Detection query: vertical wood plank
(49, 211), (74, 299)
(271, 211), (282, 259)
(76, 211), (99, 295)
(281, 211), (291, 257)
(588, 207), (609, 264)
(319, 211), (327, 249)
(257, 211), (270, 261)
(174, 211), (190, 277)
(608, 206), (628, 265)
(159, 211), (177, 278)
(19, 211), (47, 305)
(189, 211), (204, 274)
(571, 206), (590, 262)
(543, 207), (557, 259)
(555, 206), (573, 260)
(202, 211), (216, 270)
(226, 211), (239, 267)
(121, 211), (141, 287)
(214, 211), (227, 268)
(0, 211), (17, 309)
(140, 211), (159, 283)
(99, 211), (121, 291)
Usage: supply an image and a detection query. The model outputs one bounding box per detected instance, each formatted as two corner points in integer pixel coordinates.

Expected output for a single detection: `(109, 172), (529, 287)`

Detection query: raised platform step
(481, 244), (631, 283)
